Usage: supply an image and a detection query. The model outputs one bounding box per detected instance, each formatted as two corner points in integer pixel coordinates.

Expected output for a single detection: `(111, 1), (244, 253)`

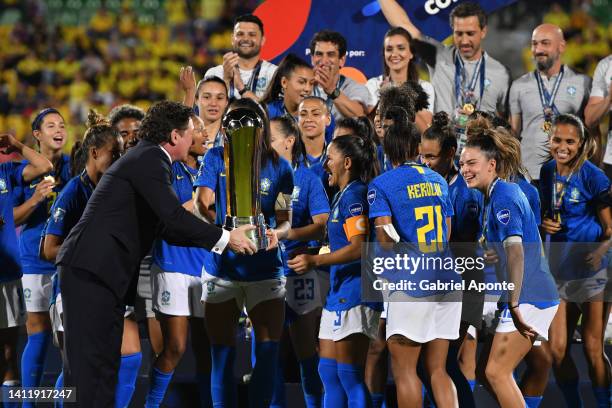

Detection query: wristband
(327, 88), (340, 100)
(509, 304), (520, 309)
(238, 87), (248, 96)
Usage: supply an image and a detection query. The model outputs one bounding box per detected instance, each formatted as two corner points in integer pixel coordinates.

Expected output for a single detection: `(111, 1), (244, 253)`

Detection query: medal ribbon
(179, 162), (198, 185)
(79, 170), (96, 193)
(479, 177), (500, 246)
(551, 167), (573, 222)
(454, 51), (486, 109)
(330, 179), (358, 217)
(535, 65), (564, 119)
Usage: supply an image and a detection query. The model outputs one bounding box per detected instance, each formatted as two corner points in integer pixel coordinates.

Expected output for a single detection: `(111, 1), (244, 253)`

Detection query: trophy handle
(224, 214), (269, 252)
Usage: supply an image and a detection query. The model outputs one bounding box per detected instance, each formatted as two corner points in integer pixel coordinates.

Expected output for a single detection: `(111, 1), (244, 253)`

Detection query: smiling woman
(459, 125), (559, 408)
(262, 53), (315, 119)
(538, 113), (612, 408)
(12, 107), (72, 399)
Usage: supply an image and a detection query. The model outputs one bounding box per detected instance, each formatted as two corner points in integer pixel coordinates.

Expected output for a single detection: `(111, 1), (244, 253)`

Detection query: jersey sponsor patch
(566, 85), (577, 96)
(343, 214), (368, 240)
(348, 202), (364, 217)
(0, 178), (7, 193)
(496, 209), (511, 225)
(367, 189), (376, 205)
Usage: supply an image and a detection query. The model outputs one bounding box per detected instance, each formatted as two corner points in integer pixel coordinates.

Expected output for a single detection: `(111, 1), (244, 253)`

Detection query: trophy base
(224, 214), (268, 252)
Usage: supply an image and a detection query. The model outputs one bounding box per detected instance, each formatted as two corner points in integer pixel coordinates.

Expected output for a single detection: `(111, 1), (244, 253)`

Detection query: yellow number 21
(414, 205), (444, 253)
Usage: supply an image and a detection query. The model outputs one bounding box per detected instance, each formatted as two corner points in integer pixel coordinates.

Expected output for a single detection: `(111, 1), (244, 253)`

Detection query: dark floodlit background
(0, 0), (609, 154)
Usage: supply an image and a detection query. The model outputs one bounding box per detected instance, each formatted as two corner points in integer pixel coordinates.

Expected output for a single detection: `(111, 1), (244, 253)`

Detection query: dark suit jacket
(57, 139), (223, 300)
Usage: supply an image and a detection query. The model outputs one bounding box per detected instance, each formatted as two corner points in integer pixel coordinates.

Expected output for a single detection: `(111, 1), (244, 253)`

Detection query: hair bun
(465, 116), (492, 139)
(86, 109), (109, 129)
(431, 111), (450, 129)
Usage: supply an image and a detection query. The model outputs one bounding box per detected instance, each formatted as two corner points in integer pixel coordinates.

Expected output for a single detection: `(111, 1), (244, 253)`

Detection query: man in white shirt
(205, 14), (277, 101)
(509, 24), (590, 181)
(309, 30), (373, 119)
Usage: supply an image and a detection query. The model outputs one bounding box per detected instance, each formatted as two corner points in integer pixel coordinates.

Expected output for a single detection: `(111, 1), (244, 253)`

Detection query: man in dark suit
(57, 101), (255, 406)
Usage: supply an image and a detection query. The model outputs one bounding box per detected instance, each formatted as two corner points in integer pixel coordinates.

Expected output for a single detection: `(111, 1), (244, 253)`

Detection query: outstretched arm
(378, 0), (422, 39)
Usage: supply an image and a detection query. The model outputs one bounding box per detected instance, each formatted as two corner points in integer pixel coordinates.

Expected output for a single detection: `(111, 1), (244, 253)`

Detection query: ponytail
(464, 124), (521, 180)
(71, 109), (120, 176)
(70, 140), (85, 176)
(383, 117), (420, 167)
(331, 135), (378, 184)
(270, 115), (306, 167)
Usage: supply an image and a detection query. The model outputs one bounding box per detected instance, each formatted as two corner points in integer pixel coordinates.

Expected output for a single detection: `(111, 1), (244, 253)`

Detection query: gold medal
(462, 103), (475, 115)
(542, 120), (552, 133)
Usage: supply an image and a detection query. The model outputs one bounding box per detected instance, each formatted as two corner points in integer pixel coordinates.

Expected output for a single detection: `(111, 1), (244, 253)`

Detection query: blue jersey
(483, 180), (558, 307)
(0, 162), (24, 282)
(152, 161), (209, 277)
(194, 147), (294, 281)
(369, 163), (458, 297)
(326, 180), (380, 311)
(540, 160), (610, 279)
(376, 145), (393, 174)
(281, 163), (330, 277)
(15, 155), (70, 275)
(45, 172), (94, 238)
(45, 171), (95, 306)
(448, 172), (482, 242)
(513, 174), (541, 225)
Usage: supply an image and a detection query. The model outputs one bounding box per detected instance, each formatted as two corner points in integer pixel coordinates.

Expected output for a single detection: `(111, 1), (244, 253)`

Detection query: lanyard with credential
(479, 177), (500, 248)
(536, 65), (564, 133)
(229, 60), (263, 99)
(454, 51), (485, 112)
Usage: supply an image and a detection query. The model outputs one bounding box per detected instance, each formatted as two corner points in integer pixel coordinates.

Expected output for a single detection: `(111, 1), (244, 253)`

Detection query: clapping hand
(222, 52), (240, 83)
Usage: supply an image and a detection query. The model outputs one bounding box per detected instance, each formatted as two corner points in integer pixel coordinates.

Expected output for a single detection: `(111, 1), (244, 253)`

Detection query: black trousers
(59, 265), (125, 407)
